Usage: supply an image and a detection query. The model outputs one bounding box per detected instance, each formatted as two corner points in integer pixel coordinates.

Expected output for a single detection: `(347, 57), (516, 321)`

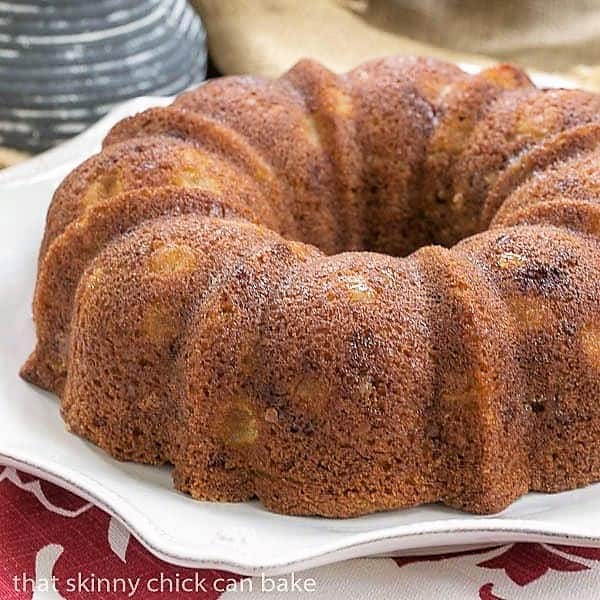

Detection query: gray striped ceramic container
(0, 0), (207, 153)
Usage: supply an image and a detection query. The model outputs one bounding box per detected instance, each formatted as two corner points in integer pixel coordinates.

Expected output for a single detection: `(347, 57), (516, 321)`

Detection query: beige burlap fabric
(0, 147), (29, 170)
(193, 0), (600, 89)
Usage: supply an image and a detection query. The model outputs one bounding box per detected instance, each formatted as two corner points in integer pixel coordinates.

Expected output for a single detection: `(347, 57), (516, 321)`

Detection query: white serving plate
(2, 68), (598, 577)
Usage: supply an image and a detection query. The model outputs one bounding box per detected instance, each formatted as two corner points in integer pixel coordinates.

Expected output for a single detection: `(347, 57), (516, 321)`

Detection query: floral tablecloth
(2, 465), (599, 599)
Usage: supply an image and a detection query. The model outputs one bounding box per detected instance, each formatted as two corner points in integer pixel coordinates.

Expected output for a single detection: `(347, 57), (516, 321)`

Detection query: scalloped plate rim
(3, 450), (600, 576)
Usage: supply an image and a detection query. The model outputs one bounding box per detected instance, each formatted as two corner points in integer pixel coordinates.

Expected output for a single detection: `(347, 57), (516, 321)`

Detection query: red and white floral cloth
(2, 465), (599, 599)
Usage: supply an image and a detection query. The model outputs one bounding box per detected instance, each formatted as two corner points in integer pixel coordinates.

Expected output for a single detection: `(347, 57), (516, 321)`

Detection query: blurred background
(2, 0), (600, 167)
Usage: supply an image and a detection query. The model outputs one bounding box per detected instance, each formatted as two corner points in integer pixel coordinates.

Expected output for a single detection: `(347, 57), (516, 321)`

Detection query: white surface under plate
(1, 69), (598, 576)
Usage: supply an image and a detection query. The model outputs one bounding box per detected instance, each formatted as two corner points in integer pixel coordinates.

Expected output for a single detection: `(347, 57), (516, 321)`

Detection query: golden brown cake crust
(22, 55), (600, 517)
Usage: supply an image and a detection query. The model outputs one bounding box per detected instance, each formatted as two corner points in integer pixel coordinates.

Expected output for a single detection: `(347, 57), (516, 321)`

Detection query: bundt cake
(21, 56), (600, 517)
